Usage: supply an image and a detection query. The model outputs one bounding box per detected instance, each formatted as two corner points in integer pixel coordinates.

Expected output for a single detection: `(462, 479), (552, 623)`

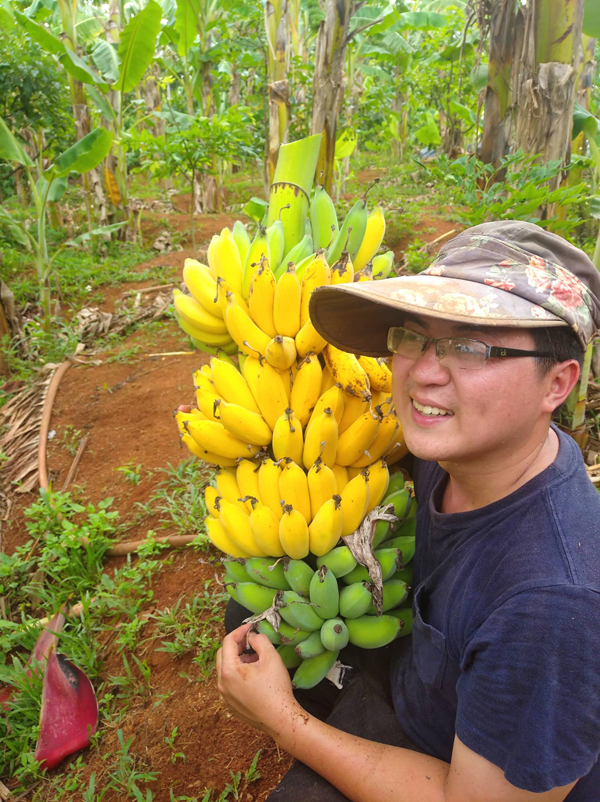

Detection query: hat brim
(309, 276), (567, 357)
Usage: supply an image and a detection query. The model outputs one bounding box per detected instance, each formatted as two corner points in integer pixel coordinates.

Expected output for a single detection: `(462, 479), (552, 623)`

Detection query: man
(216, 221), (600, 801)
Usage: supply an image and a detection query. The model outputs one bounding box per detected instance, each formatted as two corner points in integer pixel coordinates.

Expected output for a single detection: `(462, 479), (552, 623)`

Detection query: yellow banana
(265, 335), (297, 371)
(241, 355), (261, 403)
(307, 458), (337, 519)
(215, 467), (248, 511)
(236, 459), (263, 513)
(205, 485), (220, 518)
(209, 357), (261, 414)
(219, 498), (268, 557)
(339, 393), (369, 434)
(184, 418), (261, 460)
(180, 433), (237, 466)
(211, 228), (243, 296)
(279, 504), (310, 559)
(255, 358), (289, 430)
(175, 311), (234, 348)
(340, 470), (370, 536)
(336, 407), (381, 467)
(183, 259), (223, 319)
(347, 466), (362, 480)
(250, 504), (284, 557)
(273, 262), (301, 338)
(365, 458), (390, 512)
(383, 437), (409, 465)
(352, 413), (400, 467)
(295, 319), (328, 359)
(332, 464), (349, 494)
(354, 263), (373, 282)
(249, 259), (277, 338)
(300, 251), (331, 328)
(173, 289), (228, 335)
(175, 410), (202, 435)
(320, 365), (336, 394)
(205, 516), (250, 559)
(307, 384), (345, 428)
(272, 407), (304, 464)
(303, 407), (338, 469)
(195, 388), (222, 422)
(258, 458), (284, 521)
(323, 344), (371, 401)
(290, 353), (323, 427)
(192, 369), (215, 392)
(217, 277), (249, 317)
(358, 356), (392, 392)
(225, 293), (271, 357)
(309, 495), (344, 556)
(279, 458), (312, 524)
(330, 252), (354, 285)
(353, 205), (386, 272)
(218, 400), (272, 446)
(207, 234), (220, 279)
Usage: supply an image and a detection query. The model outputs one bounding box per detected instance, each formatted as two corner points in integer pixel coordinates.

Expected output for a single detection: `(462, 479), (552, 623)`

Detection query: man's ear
(542, 360), (581, 414)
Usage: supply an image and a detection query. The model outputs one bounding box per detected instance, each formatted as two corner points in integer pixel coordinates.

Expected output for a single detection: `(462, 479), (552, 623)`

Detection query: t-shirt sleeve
(455, 585), (600, 793)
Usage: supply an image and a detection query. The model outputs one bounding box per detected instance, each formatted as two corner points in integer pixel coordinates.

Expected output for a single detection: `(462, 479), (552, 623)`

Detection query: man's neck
(439, 426), (559, 514)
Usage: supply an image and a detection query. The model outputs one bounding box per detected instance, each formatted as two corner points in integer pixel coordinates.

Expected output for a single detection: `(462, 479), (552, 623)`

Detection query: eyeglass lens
(388, 328), (488, 369)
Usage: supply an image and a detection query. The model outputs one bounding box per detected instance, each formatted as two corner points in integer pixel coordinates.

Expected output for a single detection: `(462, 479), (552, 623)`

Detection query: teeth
(412, 399), (451, 417)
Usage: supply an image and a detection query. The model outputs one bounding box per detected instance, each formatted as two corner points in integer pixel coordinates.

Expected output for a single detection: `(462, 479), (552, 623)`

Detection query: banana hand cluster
(221, 476), (417, 689)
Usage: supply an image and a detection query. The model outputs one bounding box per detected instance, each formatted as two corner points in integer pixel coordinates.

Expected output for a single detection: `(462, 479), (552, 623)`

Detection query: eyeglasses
(387, 326), (553, 370)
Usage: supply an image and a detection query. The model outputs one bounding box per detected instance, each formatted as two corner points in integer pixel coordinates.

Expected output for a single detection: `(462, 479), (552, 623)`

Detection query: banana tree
(265, 0), (290, 182)
(0, 119), (122, 331)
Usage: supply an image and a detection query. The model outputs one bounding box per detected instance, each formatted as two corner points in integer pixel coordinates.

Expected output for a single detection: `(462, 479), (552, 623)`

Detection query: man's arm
(216, 625), (577, 802)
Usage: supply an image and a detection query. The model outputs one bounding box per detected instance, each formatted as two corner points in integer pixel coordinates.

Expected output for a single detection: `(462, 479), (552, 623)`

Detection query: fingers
(221, 622), (253, 662)
(246, 632), (275, 656)
(177, 405), (193, 413)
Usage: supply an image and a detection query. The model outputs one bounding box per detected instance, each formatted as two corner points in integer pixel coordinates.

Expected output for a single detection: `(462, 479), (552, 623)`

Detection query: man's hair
(531, 327), (584, 375)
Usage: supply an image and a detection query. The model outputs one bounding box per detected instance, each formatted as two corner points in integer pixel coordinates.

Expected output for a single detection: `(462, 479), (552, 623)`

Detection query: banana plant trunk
(56, 0), (108, 227)
(480, 0), (518, 167)
(265, 0), (290, 183)
(310, 0), (352, 194)
(513, 0), (585, 188)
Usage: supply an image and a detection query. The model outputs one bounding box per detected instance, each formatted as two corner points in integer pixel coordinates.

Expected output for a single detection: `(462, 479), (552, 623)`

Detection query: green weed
(144, 458), (212, 539)
(117, 462), (143, 486)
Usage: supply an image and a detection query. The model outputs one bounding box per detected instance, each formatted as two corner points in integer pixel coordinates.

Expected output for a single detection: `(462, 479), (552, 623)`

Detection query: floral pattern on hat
(432, 292), (500, 317)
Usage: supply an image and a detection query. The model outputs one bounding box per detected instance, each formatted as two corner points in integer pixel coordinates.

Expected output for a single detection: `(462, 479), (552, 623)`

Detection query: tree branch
(345, 16), (385, 46)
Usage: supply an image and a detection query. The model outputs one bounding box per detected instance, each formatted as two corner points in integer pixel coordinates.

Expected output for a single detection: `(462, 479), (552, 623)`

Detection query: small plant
(145, 458), (211, 538)
(116, 462), (142, 486)
(164, 726), (186, 764)
(103, 729), (158, 798)
(60, 424), (84, 457)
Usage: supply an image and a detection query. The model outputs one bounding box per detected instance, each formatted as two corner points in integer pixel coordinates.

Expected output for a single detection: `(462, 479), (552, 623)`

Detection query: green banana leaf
(87, 86), (118, 126)
(91, 40), (120, 83)
(572, 102), (599, 140)
(66, 222), (127, 247)
(0, 0), (14, 28)
(50, 129), (113, 179)
(335, 129), (357, 160)
(114, 0), (162, 93)
(583, 0), (600, 38)
(0, 117), (33, 167)
(174, 0), (198, 58)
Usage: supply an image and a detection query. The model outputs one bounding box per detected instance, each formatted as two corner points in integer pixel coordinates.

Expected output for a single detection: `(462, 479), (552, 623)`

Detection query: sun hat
(309, 221), (600, 357)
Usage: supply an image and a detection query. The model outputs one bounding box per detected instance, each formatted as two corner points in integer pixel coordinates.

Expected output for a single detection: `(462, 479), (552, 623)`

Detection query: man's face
(391, 315), (552, 466)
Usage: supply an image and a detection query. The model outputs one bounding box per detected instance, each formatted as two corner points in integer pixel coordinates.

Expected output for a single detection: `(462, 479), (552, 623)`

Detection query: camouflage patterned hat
(310, 221), (600, 357)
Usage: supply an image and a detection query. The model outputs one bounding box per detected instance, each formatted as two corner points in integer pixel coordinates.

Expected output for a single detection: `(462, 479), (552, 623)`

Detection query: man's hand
(216, 623), (303, 740)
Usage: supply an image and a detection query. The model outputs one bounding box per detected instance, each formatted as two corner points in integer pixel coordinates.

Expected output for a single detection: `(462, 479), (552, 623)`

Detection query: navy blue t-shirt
(390, 425), (600, 798)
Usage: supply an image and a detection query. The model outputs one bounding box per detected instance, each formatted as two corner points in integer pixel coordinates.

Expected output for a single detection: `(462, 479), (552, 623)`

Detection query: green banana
(345, 614), (403, 649)
(279, 590), (323, 631)
(386, 472), (406, 497)
(320, 618), (349, 651)
(294, 630), (325, 659)
(339, 581), (373, 619)
(245, 557), (290, 590)
(310, 185), (338, 250)
(327, 198), (367, 264)
(295, 251), (317, 283)
(276, 234), (314, 280)
(189, 338), (239, 358)
(235, 582), (278, 615)
(393, 565), (413, 587)
(283, 559), (315, 596)
(316, 546), (357, 578)
(309, 565), (340, 620)
(227, 583), (241, 604)
(393, 517), (417, 538)
(342, 548), (402, 585)
(372, 489), (413, 547)
(372, 250), (394, 280)
(367, 578), (409, 614)
(292, 648), (339, 689)
(223, 559), (249, 584)
(277, 643), (303, 669)
(233, 220), (251, 265)
(257, 620), (281, 645)
(387, 607), (413, 636)
(382, 536), (415, 566)
(242, 224), (269, 299)
(267, 218), (285, 275)
(277, 621), (312, 646)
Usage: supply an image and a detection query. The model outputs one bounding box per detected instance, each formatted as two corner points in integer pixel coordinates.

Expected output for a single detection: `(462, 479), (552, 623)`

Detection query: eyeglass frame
(386, 326), (555, 370)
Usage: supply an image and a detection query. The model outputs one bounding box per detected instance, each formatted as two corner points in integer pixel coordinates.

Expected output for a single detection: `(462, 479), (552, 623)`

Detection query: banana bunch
(220, 477), (416, 689)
